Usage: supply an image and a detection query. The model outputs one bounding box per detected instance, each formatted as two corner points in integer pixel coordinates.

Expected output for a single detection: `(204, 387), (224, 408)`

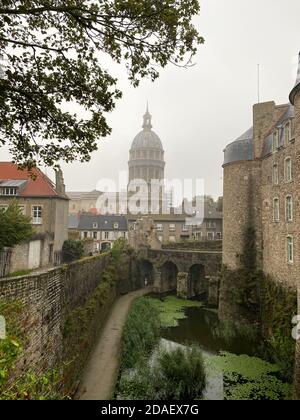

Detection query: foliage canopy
(0, 0), (203, 168)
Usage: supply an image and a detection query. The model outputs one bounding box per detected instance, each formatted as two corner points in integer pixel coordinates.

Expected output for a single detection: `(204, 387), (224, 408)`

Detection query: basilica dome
(130, 105), (163, 151)
(131, 129), (163, 151)
(128, 105), (165, 184)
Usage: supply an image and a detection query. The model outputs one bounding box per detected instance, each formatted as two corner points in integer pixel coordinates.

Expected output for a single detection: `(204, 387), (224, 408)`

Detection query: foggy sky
(1, 0), (300, 198)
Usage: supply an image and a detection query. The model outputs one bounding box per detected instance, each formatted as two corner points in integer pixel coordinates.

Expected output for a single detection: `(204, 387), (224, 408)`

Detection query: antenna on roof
(257, 64), (260, 104)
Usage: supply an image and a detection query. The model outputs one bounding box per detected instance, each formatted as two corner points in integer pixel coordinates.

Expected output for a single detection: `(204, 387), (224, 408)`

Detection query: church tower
(128, 104), (165, 185)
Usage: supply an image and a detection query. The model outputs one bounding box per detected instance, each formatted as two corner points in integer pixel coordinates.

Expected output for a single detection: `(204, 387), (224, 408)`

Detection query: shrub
(154, 346), (206, 400)
(62, 240), (84, 263)
(0, 202), (33, 250)
(118, 345), (207, 400)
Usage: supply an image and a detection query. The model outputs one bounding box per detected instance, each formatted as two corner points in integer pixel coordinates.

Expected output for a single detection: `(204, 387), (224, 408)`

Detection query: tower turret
(289, 52), (300, 106)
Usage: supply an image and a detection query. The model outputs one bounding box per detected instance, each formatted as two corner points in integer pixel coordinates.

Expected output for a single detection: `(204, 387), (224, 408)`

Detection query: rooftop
(0, 162), (68, 198)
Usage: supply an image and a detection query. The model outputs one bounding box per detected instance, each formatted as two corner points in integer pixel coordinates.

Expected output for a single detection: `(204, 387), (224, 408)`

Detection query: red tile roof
(0, 162), (60, 197)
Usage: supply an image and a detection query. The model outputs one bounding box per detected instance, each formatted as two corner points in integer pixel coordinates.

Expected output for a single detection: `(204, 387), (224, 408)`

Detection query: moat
(130, 296), (292, 401)
(162, 305), (257, 356)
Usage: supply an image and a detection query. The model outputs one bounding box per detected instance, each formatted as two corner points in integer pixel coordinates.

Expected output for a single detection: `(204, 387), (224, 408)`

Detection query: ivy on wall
(220, 225), (297, 381)
(0, 301), (62, 400)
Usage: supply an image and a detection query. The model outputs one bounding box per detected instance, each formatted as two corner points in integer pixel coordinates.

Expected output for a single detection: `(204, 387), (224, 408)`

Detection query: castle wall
(222, 160), (261, 270)
(260, 143), (299, 290)
(0, 251), (136, 394)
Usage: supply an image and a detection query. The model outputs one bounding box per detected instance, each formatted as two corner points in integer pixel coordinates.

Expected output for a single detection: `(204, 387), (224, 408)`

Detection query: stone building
(68, 214), (128, 252)
(223, 56), (300, 288)
(68, 105), (223, 244)
(0, 163), (69, 273)
(222, 53), (300, 397)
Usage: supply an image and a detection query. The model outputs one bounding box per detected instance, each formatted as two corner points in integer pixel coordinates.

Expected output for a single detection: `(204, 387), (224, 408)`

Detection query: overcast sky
(1, 0), (300, 198)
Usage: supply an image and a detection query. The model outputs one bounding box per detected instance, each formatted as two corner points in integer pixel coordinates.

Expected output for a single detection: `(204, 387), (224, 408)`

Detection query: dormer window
(272, 131), (279, 152)
(114, 223), (119, 229)
(1, 187), (17, 196)
(93, 222), (98, 229)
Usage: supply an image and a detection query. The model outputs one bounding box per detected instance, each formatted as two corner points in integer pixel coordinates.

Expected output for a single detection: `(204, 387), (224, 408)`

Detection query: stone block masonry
(0, 251), (133, 380)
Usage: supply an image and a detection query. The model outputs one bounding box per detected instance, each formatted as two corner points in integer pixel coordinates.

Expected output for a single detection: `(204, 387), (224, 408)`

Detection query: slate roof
(223, 128), (253, 165)
(71, 214), (128, 231)
(263, 104), (294, 156)
(68, 214), (80, 229)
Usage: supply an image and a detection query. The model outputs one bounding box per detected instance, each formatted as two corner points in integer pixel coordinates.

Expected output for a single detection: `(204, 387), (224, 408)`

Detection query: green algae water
(148, 296), (291, 400)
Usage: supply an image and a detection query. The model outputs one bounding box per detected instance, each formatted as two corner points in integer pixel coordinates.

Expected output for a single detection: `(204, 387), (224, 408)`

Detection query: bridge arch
(138, 259), (154, 287)
(160, 261), (178, 294)
(188, 264), (207, 299)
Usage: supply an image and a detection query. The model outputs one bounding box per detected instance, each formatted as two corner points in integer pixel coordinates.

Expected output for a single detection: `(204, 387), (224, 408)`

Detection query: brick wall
(0, 252), (128, 374)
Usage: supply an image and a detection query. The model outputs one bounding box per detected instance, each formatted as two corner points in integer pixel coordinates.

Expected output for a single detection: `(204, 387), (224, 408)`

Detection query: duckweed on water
(204, 352), (291, 400)
(148, 296), (202, 328)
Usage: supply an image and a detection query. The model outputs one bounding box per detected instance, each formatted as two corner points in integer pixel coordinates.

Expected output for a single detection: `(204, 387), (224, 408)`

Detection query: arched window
(272, 164), (279, 185)
(286, 195), (293, 222)
(273, 198), (280, 222)
(287, 236), (294, 264)
(284, 157), (292, 182)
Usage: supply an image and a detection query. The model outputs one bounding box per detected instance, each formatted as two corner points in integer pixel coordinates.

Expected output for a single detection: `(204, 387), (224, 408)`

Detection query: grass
(120, 297), (161, 371)
(4, 269), (36, 278)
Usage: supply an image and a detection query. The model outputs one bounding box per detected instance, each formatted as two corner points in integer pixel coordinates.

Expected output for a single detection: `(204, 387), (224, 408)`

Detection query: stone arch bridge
(136, 248), (222, 305)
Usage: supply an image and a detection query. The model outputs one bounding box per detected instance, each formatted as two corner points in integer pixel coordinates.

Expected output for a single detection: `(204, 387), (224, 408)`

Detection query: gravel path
(77, 288), (150, 400)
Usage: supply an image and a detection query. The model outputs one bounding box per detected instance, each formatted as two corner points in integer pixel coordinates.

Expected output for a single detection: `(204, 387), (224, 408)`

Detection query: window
(284, 158), (292, 182)
(83, 231), (88, 239)
(273, 198), (280, 222)
(93, 222), (98, 229)
(114, 223), (119, 229)
(207, 232), (214, 240)
(272, 131), (279, 152)
(104, 232), (109, 239)
(272, 164), (279, 185)
(182, 224), (189, 232)
(285, 122), (291, 144)
(287, 236), (294, 263)
(169, 224), (176, 232)
(93, 232), (97, 240)
(1, 187), (17, 196)
(216, 232), (222, 240)
(156, 224), (163, 232)
(32, 205), (42, 224)
(196, 232), (202, 240)
(286, 196), (293, 222)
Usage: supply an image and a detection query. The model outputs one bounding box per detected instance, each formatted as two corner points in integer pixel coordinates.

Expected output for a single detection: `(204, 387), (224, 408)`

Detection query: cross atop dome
(142, 102), (152, 130)
(289, 52), (300, 105)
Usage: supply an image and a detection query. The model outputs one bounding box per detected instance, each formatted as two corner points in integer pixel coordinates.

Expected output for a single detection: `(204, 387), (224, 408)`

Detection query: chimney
(253, 101), (276, 159)
(55, 169), (66, 195)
